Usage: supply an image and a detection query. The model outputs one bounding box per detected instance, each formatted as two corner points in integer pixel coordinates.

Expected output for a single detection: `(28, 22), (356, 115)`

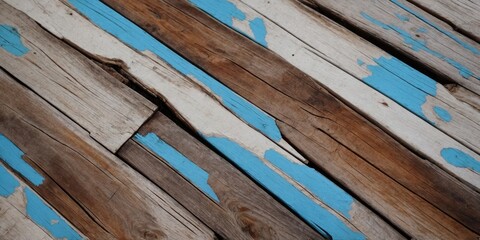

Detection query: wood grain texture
(0, 1), (156, 152)
(119, 112), (330, 240)
(301, 0), (480, 96)
(96, 0), (480, 238)
(407, 0), (480, 42)
(0, 69), (214, 239)
(6, 1), (404, 238)
(187, 0), (480, 190)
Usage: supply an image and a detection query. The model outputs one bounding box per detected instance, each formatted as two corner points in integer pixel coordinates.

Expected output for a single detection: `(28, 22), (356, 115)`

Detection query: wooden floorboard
(1, 0), (479, 239)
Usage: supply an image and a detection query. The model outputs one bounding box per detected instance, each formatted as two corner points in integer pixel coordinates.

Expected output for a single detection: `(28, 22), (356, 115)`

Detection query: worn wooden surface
(119, 112), (331, 240)
(302, 0), (480, 96)
(187, 0), (480, 189)
(96, 0), (479, 237)
(1, 0), (479, 239)
(408, 0), (480, 42)
(0, 68), (214, 238)
(0, 1), (156, 152)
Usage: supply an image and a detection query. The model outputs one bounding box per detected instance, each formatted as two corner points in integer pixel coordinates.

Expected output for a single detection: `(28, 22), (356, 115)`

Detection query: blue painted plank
(134, 132), (219, 202)
(361, 12), (478, 80)
(67, 0), (281, 142)
(0, 24), (29, 56)
(206, 136), (365, 239)
(25, 188), (83, 239)
(0, 134), (44, 186)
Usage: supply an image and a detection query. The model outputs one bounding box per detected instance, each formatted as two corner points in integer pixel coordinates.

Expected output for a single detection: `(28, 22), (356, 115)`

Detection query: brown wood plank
(119, 112), (329, 240)
(98, 0), (480, 238)
(0, 1), (156, 152)
(0, 69), (214, 239)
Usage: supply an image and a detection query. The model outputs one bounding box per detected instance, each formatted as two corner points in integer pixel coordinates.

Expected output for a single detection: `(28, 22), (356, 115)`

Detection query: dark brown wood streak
(100, 0), (480, 237)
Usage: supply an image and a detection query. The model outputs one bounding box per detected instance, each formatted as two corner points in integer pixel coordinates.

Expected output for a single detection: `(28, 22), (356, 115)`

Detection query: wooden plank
(119, 112), (404, 239)
(407, 0), (480, 42)
(0, 70), (214, 239)
(0, 1), (157, 152)
(87, 0), (480, 238)
(0, 163), (61, 240)
(300, 0), (480, 95)
(187, 0), (480, 192)
(6, 1), (403, 238)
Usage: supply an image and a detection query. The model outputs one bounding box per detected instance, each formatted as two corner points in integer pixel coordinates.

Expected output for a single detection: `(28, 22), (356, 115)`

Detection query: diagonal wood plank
(0, 1), (156, 152)
(92, 0), (480, 238)
(301, 0), (480, 96)
(406, 0), (480, 42)
(0, 69), (214, 239)
(187, 0), (480, 192)
(120, 112), (404, 239)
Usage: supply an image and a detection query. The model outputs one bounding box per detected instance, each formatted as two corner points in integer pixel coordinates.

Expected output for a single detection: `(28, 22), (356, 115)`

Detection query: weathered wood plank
(119, 112), (330, 239)
(0, 69), (214, 239)
(301, 0), (480, 96)
(407, 0), (480, 42)
(93, 0), (480, 238)
(0, 1), (157, 152)
(187, 0), (480, 192)
(0, 163), (64, 240)
(120, 112), (405, 239)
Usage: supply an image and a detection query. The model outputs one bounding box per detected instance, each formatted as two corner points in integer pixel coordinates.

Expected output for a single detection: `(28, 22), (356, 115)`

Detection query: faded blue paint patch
(68, 0), (281, 142)
(441, 148), (480, 173)
(390, 0), (480, 56)
(249, 17), (268, 47)
(357, 59), (365, 66)
(205, 136), (365, 239)
(134, 133), (219, 202)
(264, 149), (354, 218)
(25, 188), (83, 239)
(360, 56), (437, 122)
(416, 27), (428, 33)
(361, 12), (479, 80)
(0, 164), (20, 197)
(395, 13), (409, 22)
(433, 106), (452, 122)
(0, 134), (44, 186)
(188, 0), (268, 47)
(0, 25), (29, 56)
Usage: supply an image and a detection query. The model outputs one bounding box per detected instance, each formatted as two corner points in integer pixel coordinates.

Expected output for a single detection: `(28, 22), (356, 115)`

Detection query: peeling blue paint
(390, 0), (480, 56)
(395, 13), (409, 22)
(188, 0), (268, 47)
(0, 164), (20, 197)
(361, 12), (479, 80)
(360, 56), (437, 122)
(0, 25), (29, 56)
(433, 106), (452, 122)
(441, 148), (480, 173)
(205, 136), (365, 239)
(25, 188), (83, 239)
(68, 0), (281, 142)
(249, 17), (268, 47)
(135, 133), (219, 202)
(0, 134), (44, 186)
(357, 59), (365, 66)
(264, 149), (354, 218)
(416, 27), (428, 33)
